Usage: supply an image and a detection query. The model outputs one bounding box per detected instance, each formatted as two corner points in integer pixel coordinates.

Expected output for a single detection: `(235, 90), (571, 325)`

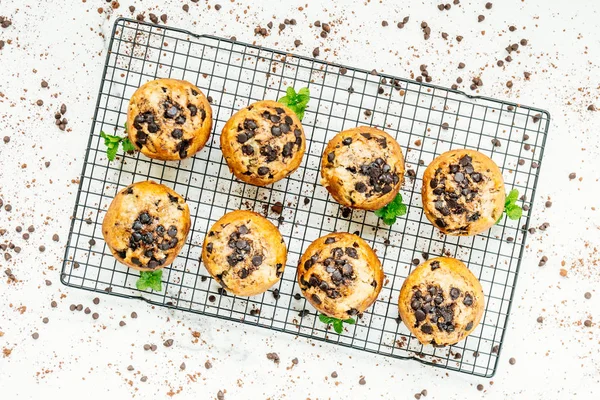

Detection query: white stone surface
(0, 0), (599, 399)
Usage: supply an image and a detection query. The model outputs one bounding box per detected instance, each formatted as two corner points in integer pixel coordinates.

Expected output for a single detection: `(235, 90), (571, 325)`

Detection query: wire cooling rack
(61, 18), (550, 378)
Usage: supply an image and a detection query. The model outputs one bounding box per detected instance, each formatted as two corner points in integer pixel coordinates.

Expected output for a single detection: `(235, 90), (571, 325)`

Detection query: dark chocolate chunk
(345, 247), (358, 259)
(252, 255), (262, 266)
(244, 119), (257, 130)
(237, 133), (248, 143)
(136, 131), (148, 144)
(282, 142), (294, 157)
(257, 166), (270, 176)
(355, 182), (367, 193)
(415, 309), (426, 321)
(139, 212), (151, 224)
(463, 294), (473, 306)
(450, 287), (460, 299)
(165, 105), (178, 118)
(420, 324), (433, 334)
(171, 129), (183, 139)
(311, 294), (322, 305)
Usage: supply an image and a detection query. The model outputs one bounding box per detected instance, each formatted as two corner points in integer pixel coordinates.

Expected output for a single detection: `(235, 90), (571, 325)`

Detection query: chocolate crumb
(509, 357), (516, 365)
(359, 377), (366, 385)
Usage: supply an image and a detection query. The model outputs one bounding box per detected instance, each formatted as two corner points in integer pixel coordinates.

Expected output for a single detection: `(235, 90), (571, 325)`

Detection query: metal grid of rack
(61, 18), (550, 378)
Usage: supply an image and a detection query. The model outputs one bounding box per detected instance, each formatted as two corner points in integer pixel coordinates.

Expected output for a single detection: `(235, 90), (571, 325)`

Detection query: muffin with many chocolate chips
(220, 100), (306, 186)
(297, 233), (383, 320)
(127, 78), (212, 160)
(321, 127), (405, 210)
(398, 257), (485, 346)
(102, 181), (191, 271)
(422, 149), (505, 236)
(202, 210), (287, 296)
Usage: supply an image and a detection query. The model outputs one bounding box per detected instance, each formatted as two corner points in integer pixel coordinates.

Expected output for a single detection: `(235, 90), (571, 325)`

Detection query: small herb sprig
(136, 270), (163, 292)
(100, 130), (135, 161)
(497, 189), (523, 224)
(278, 87), (310, 120)
(374, 193), (408, 225)
(318, 313), (356, 334)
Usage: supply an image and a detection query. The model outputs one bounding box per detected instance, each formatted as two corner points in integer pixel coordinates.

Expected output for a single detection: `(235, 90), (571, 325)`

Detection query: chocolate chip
(509, 357), (516, 365)
(354, 182), (367, 193)
(415, 309), (426, 321)
(420, 324), (433, 334)
(257, 166), (269, 176)
(486, 2), (493, 9)
(311, 294), (322, 305)
(342, 137), (352, 145)
(171, 129), (183, 139)
(463, 294), (473, 306)
(312, 47), (320, 57)
(450, 287), (460, 299)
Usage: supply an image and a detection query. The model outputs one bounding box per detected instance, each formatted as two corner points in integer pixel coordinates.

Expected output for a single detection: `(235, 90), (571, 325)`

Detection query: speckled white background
(0, 0), (599, 399)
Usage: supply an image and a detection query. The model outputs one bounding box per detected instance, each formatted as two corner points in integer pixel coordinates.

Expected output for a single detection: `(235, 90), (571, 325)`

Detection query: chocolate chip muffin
(220, 100), (306, 186)
(398, 257), (485, 346)
(297, 233), (384, 320)
(422, 149), (505, 236)
(320, 127), (405, 210)
(127, 78), (212, 160)
(102, 181), (191, 271)
(202, 210), (287, 296)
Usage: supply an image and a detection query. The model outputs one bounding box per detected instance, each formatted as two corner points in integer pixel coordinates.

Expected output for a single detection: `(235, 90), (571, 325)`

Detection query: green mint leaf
(136, 270), (163, 292)
(100, 131), (134, 161)
(332, 320), (344, 334)
(506, 189), (519, 204)
(278, 86), (310, 120)
(496, 189), (523, 224)
(121, 137), (135, 153)
(506, 204), (523, 220)
(124, 121), (128, 133)
(319, 313), (355, 334)
(375, 193), (407, 226)
(318, 313), (332, 324)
